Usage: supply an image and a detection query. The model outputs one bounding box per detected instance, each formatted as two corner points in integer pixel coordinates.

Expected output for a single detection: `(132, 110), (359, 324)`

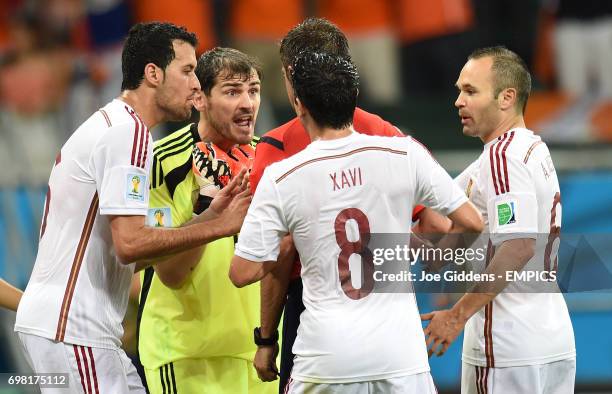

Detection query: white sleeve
(485, 151), (537, 245)
(410, 138), (468, 215)
(235, 168), (288, 262)
(92, 123), (152, 216)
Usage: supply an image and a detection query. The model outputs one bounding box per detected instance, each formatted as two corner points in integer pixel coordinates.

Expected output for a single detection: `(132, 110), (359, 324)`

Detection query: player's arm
(251, 138), (293, 331)
(112, 169), (251, 264)
(412, 207), (452, 240)
(229, 256), (276, 288)
(422, 237), (534, 356)
(135, 154), (248, 286)
(410, 139), (484, 240)
(94, 124), (251, 266)
(260, 234), (294, 335)
(141, 207), (219, 287)
(134, 155), (202, 285)
(423, 152), (537, 356)
(254, 234), (294, 381)
(230, 169), (287, 287)
(0, 278), (22, 312)
(248, 138), (294, 379)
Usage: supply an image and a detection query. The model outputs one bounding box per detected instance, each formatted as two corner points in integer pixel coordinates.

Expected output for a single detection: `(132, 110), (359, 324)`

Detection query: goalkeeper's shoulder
(249, 135), (261, 149)
(153, 124), (195, 155)
(150, 124), (196, 189)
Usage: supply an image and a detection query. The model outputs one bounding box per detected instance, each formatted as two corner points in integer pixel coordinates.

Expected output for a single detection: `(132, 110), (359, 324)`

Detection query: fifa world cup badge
(126, 173), (146, 202)
(147, 207), (172, 227)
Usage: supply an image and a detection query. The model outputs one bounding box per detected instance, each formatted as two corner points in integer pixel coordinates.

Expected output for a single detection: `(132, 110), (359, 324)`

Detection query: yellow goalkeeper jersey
(138, 124), (262, 369)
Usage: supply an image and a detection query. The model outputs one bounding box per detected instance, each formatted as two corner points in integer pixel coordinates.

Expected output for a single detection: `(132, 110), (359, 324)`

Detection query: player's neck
(197, 120), (236, 152)
(482, 115), (525, 144)
(304, 119), (354, 141)
(118, 90), (162, 130)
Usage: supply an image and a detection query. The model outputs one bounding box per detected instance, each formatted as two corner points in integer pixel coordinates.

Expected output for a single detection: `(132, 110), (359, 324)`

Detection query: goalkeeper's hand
(209, 168), (250, 217)
(192, 142), (230, 214)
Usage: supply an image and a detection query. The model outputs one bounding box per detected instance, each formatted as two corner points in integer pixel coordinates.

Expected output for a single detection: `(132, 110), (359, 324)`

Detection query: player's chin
(170, 107), (193, 122)
(232, 125), (254, 143)
(462, 127), (477, 137)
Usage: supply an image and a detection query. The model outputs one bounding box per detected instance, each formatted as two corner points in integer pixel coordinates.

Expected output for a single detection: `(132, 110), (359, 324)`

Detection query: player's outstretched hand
(209, 168), (249, 216)
(217, 186), (252, 236)
(253, 343), (279, 382)
(421, 309), (466, 358)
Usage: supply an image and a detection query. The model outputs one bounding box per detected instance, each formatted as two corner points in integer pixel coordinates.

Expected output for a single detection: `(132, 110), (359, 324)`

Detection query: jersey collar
(484, 127), (532, 149)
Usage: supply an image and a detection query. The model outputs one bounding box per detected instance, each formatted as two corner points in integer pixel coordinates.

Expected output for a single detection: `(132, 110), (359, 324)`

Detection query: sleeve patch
(147, 207), (172, 227)
(126, 173), (147, 202)
(496, 200), (516, 225)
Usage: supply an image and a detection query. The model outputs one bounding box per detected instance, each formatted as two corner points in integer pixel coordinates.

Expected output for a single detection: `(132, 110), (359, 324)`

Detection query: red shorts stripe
(484, 302), (495, 367)
(87, 347), (100, 394)
(73, 345), (87, 393)
(79, 346), (92, 394)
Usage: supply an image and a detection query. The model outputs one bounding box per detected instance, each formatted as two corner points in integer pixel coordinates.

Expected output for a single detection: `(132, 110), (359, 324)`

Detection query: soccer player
(0, 278), (22, 312)
(139, 47), (277, 393)
(14, 23), (250, 393)
(229, 51), (483, 393)
(249, 18), (450, 391)
(421, 46), (576, 393)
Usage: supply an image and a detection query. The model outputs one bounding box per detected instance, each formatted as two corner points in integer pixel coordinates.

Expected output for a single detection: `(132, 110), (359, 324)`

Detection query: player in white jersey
(228, 52), (483, 393)
(422, 46), (575, 394)
(15, 22), (250, 393)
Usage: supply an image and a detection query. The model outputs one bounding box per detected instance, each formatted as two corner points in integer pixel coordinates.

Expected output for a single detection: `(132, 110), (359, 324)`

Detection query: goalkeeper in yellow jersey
(138, 47), (276, 393)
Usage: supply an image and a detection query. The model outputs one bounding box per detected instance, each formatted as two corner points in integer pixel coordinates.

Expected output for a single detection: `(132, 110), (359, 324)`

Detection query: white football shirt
(15, 99), (152, 349)
(456, 128), (575, 368)
(236, 132), (467, 383)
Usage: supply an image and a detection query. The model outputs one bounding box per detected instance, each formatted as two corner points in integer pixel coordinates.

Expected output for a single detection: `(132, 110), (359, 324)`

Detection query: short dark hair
(468, 46), (532, 114)
(195, 47), (262, 96)
(290, 51), (359, 129)
(121, 22), (198, 91)
(280, 18), (350, 69)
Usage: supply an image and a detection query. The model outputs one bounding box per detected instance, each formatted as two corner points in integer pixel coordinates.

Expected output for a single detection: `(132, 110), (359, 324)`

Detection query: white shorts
(18, 332), (145, 394)
(461, 359), (576, 394)
(285, 372), (437, 394)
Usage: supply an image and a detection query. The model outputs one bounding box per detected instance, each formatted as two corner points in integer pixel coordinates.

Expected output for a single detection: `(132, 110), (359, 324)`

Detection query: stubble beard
(157, 92), (192, 122)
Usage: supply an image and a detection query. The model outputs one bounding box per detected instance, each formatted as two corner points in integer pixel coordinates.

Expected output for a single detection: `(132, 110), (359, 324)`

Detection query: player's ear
(143, 63), (163, 87)
(294, 97), (305, 117)
(193, 90), (206, 111)
(498, 87), (516, 111)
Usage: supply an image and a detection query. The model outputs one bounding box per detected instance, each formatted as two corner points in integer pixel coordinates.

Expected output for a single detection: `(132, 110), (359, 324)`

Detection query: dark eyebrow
(457, 83), (476, 90)
(220, 82), (243, 88)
